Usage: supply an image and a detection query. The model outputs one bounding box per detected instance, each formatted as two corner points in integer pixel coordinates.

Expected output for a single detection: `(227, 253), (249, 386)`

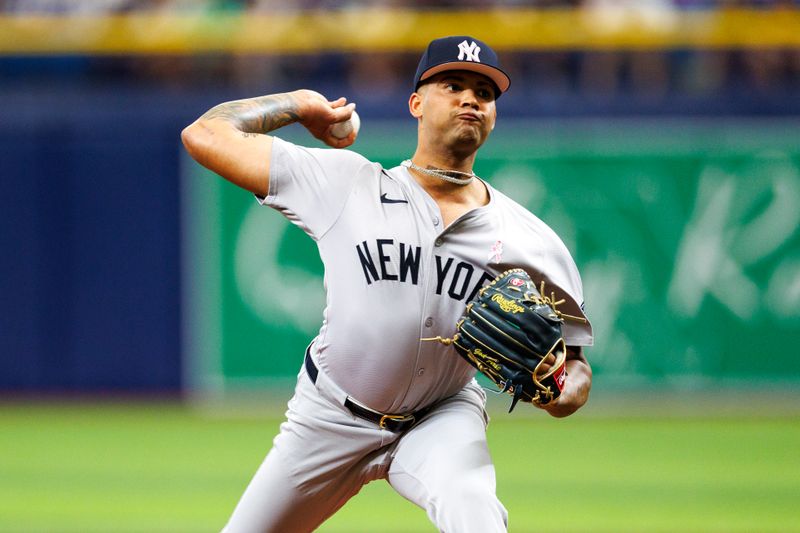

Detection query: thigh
(222, 370), (390, 533)
(388, 382), (492, 499)
(387, 383), (507, 532)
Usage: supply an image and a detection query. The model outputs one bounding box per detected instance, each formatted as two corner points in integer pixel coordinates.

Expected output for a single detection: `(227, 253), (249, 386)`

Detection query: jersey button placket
(420, 226), (443, 389)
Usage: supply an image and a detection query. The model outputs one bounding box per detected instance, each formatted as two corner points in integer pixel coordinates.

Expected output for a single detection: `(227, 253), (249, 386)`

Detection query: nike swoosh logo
(380, 193), (408, 204)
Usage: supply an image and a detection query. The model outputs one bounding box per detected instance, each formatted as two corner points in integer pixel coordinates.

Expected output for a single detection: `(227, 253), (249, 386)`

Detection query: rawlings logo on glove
(425, 269), (586, 412)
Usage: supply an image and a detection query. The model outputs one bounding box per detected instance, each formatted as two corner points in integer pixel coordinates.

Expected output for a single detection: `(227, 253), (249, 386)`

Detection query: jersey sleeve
(258, 137), (375, 240)
(494, 187), (594, 347)
(547, 240), (594, 347)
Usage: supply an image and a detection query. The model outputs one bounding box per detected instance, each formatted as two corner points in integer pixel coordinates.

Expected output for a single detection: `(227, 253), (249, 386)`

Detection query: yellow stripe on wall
(1, 8), (799, 55)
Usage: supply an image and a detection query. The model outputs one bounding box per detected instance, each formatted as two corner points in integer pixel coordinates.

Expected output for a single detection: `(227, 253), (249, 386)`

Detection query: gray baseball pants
(221, 362), (508, 532)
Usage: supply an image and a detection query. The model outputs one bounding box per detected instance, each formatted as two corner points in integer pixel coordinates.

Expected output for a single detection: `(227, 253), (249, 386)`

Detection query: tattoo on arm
(200, 93), (300, 134)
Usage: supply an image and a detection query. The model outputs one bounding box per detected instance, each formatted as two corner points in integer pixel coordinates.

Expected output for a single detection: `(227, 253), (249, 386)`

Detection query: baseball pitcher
(182, 35), (594, 533)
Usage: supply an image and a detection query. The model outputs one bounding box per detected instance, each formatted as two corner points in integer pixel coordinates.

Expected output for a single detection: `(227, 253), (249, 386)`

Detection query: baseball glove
(426, 269), (586, 412)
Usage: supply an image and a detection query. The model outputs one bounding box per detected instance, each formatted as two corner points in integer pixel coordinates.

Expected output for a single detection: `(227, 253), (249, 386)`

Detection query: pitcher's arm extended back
(181, 89), (357, 197)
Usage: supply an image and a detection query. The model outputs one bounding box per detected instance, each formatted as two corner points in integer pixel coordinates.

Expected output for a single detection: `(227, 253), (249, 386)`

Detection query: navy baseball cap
(413, 36), (511, 97)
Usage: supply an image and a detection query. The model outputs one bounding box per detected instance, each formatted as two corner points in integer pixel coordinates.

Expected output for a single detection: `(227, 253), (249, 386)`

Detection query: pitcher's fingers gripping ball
(330, 109), (360, 139)
(425, 269), (587, 412)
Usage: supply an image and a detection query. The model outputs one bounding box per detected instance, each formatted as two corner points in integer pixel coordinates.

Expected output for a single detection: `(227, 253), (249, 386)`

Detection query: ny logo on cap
(457, 40), (481, 62)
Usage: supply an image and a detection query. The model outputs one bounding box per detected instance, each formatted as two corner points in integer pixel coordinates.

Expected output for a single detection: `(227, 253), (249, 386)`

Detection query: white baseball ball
(330, 110), (360, 139)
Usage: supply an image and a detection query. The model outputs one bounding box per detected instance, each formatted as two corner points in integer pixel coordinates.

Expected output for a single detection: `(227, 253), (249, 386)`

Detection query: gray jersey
(260, 137), (593, 414)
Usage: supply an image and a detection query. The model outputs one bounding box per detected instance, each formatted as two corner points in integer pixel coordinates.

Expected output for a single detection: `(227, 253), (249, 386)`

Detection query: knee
(431, 481), (508, 532)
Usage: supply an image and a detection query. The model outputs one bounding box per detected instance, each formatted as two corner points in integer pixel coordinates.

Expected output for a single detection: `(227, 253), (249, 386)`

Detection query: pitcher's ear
(409, 91), (423, 118)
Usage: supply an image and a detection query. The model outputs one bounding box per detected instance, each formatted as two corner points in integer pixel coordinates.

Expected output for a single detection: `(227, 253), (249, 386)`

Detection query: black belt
(304, 349), (433, 433)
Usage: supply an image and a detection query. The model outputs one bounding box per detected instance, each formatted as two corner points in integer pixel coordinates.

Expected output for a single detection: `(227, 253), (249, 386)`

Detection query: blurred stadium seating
(2, 1), (800, 117)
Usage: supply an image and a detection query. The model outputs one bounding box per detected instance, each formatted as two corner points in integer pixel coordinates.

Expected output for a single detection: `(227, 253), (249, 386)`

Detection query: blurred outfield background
(1, 1), (799, 532)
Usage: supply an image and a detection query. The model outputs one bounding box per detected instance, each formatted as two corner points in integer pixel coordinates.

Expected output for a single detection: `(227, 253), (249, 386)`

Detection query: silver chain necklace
(402, 159), (476, 186)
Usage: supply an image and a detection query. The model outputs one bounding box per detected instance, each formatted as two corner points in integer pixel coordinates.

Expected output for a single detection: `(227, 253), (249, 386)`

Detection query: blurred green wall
(183, 119), (800, 393)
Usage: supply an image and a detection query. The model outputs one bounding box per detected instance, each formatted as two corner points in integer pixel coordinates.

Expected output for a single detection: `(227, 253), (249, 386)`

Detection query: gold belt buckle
(379, 413), (413, 429)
